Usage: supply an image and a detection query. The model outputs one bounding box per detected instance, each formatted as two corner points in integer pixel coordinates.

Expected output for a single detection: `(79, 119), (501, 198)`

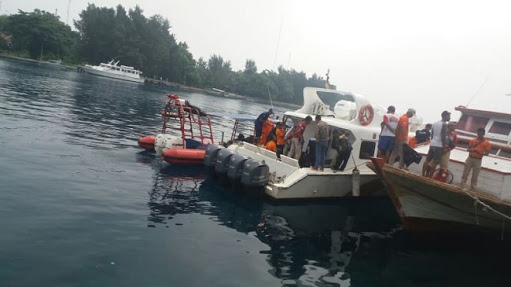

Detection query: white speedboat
(81, 60), (144, 83)
(369, 105), (511, 234)
(205, 87), (421, 199)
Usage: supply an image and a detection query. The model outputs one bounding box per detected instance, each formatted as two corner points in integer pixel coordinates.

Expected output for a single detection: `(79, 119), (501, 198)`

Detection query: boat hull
(369, 158), (511, 234)
(82, 66), (144, 83)
(227, 143), (383, 199)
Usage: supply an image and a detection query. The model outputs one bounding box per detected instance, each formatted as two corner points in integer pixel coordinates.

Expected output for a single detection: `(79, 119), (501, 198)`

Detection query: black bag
(403, 144), (422, 167)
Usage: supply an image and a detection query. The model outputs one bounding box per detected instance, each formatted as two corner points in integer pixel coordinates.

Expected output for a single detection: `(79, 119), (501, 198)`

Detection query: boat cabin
(454, 106), (511, 158)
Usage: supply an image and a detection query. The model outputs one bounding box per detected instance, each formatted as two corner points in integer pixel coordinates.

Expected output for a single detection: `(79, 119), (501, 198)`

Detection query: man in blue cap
(254, 108), (274, 144)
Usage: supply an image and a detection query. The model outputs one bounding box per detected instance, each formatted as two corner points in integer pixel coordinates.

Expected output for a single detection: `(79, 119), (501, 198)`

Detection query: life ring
(358, 104), (374, 126)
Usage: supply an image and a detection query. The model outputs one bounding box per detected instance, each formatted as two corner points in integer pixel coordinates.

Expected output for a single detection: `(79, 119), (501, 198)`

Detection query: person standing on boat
(424, 110), (450, 177)
(434, 121), (458, 181)
(286, 116), (312, 160)
(254, 108), (274, 144)
(275, 122), (285, 159)
(390, 108), (416, 169)
(460, 128), (491, 190)
(331, 130), (352, 172)
(312, 115), (329, 171)
(377, 105), (399, 163)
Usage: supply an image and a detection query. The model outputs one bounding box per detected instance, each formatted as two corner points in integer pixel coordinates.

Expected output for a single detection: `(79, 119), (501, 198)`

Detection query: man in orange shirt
(460, 127), (491, 190)
(390, 108), (416, 169)
(275, 122), (285, 159)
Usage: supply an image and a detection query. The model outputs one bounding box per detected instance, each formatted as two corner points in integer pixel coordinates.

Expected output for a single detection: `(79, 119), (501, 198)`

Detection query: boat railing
(161, 94), (214, 146)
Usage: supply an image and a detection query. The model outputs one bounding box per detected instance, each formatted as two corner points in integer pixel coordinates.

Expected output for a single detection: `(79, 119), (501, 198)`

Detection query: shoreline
(0, 53), (301, 109)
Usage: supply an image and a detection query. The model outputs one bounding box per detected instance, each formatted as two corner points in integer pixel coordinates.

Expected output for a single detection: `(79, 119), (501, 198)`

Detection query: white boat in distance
(214, 87), (422, 199)
(81, 60), (144, 83)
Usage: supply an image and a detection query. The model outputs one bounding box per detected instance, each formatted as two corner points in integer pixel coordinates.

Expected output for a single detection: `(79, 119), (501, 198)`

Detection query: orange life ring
(358, 104), (374, 126)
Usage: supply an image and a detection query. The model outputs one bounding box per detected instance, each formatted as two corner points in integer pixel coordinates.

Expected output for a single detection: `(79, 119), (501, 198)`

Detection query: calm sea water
(1, 59), (510, 287)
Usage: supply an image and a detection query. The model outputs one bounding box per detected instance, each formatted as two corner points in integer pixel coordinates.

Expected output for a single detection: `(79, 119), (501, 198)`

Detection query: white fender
(154, 134), (185, 155)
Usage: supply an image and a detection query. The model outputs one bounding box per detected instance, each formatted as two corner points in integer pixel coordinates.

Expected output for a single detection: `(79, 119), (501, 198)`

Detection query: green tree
(5, 10), (75, 59)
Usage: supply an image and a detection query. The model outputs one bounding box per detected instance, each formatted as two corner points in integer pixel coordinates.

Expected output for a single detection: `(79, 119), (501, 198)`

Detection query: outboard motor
(227, 153), (250, 181)
(215, 148), (235, 175)
(204, 144), (223, 168)
(241, 159), (270, 187)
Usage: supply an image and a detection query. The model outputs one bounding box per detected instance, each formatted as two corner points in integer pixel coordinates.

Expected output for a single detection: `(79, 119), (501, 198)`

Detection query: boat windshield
(316, 91), (355, 112)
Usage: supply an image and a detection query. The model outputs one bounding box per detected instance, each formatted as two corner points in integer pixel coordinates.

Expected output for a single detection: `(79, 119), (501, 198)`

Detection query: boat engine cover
(241, 159), (270, 187)
(227, 153), (249, 180)
(215, 148), (235, 174)
(204, 144), (224, 167)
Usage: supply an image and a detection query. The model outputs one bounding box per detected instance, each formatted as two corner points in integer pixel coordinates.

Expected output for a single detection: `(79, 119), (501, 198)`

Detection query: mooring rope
(461, 188), (511, 221)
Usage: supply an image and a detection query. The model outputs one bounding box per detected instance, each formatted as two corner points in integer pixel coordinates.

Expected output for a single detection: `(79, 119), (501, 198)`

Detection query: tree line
(0, 4), (333, 104)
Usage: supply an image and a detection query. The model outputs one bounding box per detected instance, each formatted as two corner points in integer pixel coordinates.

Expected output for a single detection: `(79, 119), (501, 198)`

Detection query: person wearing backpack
(312, 115), (329, 171)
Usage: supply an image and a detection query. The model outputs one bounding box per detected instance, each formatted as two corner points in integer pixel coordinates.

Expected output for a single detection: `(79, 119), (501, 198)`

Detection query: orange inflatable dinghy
(162, 148), (206, 165)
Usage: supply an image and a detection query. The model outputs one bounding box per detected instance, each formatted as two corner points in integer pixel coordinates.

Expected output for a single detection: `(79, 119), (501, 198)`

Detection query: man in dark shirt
(254, 108), (273, 144)
(415, 123), (432, 144)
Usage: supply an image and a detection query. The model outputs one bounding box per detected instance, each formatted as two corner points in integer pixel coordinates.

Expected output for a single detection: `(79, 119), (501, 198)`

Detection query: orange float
(162, 148), (206, 165)
(138, 135), (156, 150)
(358, 104), (374, 126)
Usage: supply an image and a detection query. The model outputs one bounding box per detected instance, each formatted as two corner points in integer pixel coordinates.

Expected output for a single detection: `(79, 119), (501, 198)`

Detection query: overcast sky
(2, 0), (510, 123)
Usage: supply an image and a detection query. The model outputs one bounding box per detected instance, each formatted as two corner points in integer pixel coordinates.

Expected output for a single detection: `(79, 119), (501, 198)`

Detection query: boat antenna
(66, 0), (71, 26)
(466, 73), (489, 107)
(263, 69), (274, 109)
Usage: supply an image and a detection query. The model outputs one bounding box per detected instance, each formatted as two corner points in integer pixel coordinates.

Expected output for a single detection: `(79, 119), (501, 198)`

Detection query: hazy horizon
(2, 0), (510, 123)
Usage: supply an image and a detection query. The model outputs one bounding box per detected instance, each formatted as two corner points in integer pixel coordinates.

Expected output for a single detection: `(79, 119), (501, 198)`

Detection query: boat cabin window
(316, 91), (355, 112)
(359, 141), (376, 159)
(489, 121), (511, 136)
(457, 115), (489, 133)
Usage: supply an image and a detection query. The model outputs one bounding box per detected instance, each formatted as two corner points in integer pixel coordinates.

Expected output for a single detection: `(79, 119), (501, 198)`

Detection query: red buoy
(138, 135), (156, 150)
(162, 148), (206, 165)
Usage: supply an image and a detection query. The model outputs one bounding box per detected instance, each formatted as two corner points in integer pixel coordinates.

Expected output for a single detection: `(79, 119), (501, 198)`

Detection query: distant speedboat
(81, 60), (144, 83)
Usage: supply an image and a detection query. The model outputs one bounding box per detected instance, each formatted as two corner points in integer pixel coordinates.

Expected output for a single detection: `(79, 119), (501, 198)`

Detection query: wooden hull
(368, 158), (511, 233)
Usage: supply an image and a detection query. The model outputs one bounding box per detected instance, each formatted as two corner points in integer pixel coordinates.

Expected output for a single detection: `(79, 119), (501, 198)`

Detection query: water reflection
(138, 151), (400, 286)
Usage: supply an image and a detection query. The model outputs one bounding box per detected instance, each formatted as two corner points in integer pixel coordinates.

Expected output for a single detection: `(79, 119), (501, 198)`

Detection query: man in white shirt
(424, 110), (450, 177)
(377, 105), (399, 163)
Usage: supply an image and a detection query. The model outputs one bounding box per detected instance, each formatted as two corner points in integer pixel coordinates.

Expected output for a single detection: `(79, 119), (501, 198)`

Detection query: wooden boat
(368, 157), (511, 234)
(367, 104), (511, 234)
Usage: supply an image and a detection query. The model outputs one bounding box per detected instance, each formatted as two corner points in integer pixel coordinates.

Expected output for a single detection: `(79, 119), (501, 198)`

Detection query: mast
(66, 0), (71, 26)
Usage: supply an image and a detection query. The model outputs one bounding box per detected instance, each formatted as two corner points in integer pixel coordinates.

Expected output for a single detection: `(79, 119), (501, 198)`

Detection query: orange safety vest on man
(468, 138), (491, 159)
(396, 114), (410, 142)
(276, 127), (285, 146)
(259, 119), (274, 145)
